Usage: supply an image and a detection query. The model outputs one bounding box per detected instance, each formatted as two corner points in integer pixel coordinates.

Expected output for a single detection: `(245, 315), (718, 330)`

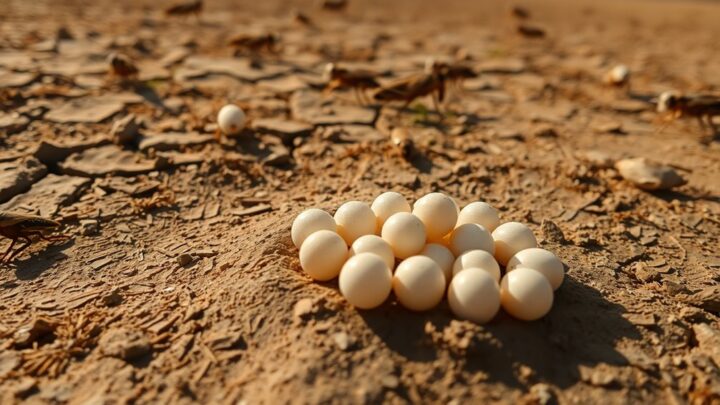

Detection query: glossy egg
(500, 267), (553, 321)
(452, 249), (501, 282)
(217, 104), (246, 135)
(299, 230), (348, 281)
(339, 253), (392, 309)
(507, 248), (564, 290)
(334, 201), (377, 245)
(291, 208), (336, 249)
(392, 256), (445, 311)
(381, 212), (426, 259)
(419, 243), (455, 283)
(371, 191), (411, 228)
(412, 192), (458, 243)
(349, 235), (395, 271)
(448, 269), (500, 324)
(448, 223), (494, 257)
(492, 222), (537, 266)
(456, 201), (500, 232)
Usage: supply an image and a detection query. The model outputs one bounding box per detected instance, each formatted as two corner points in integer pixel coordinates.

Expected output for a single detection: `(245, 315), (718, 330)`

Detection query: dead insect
(107, 52), (139, 79)
(373, 63), (446, 114)
(228, 33), (278, 56)
(516, 23), (546, 38)
(323, 63), (381, 104)
(165, 0), (203, 19)
(657, 91), (720, 134)
(0, 211), (67, 263)
(320, 0), (348, 12)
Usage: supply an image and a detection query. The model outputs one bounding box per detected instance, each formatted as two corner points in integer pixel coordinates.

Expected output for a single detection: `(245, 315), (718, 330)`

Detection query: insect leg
(6, 236), (31, 262)
(1, 238), (17, 262)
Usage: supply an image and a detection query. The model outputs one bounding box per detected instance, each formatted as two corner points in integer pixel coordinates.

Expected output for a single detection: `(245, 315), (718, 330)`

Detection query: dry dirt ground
(1, 0), (720, 403)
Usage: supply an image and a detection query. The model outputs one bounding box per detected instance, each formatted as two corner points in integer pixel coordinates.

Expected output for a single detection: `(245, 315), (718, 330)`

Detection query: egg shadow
(359, 275), (641, 389)
(359, 300), (451, 363)
(475, 276), (639, 387)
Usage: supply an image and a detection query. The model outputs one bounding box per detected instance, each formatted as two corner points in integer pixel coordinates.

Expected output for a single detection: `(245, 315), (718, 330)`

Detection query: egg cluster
(291, 192), (564, 324)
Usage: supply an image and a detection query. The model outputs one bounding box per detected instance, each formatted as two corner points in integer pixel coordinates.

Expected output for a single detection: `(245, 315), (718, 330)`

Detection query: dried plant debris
(14, 312), (106, 378)
(130, 189), (176, 214)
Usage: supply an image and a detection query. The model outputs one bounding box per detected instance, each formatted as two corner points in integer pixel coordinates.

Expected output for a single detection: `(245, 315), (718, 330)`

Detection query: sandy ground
(1, 0), (720, 403)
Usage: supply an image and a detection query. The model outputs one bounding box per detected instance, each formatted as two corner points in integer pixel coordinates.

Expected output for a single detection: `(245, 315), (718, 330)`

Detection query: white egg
(291, 208), (337, 249)
(419, 243), (455, 283)
(507, 248), (564, 290)
(381, 212), (426, 259)
(349, 235), (395, 270)
(412, 192), (458, 243)
(607, 64), (630, 84)
(500, 267), (553, 321)
(448, 223), (494, 257)
(339, 253), (392, 309)
(452, 249), (501, 282)
(392, 256), (445, 311)
(492, 222), (537, 266)
(334, 201), (377, 245)
(448, 269), (500, 324)
(299, 230), (348, 281)
(456, 201), (500, 232)
(217, 104), (246, 135)
(371, 191), (411, 228)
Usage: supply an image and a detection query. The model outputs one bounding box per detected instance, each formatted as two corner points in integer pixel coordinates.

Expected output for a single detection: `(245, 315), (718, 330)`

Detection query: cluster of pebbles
(291, 192), (564, 323)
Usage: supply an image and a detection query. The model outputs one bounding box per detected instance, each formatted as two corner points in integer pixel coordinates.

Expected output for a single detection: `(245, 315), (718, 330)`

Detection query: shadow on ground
(360, 275), (640, 389)
(650, 189), (720, 204)
(12, 240), (74, 280)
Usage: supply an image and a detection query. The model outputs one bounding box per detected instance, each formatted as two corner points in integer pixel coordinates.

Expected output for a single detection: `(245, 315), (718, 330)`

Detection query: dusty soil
(1, 0), (720, 403)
